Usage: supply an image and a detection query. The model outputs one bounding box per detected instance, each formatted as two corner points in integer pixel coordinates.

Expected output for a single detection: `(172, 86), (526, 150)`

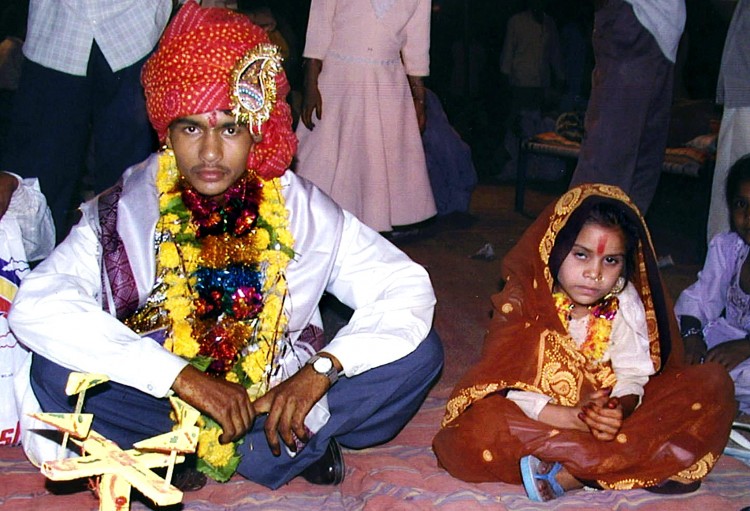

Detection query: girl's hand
(578, 397), (624, 441)
(301, 59), (323, 130)
(705, 337), (750, 372)
(582, 387), (611, 408)
(301, 84), (322, 130)
(413, 97), (426, 133)
(407, 75), (426, 133)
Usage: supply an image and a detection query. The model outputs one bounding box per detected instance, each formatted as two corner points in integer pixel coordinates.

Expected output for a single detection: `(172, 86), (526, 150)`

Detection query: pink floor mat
(2, 395), (750, 511)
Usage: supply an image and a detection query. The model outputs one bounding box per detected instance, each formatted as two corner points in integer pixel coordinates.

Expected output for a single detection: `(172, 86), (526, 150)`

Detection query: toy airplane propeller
(30, 372), (202, 510)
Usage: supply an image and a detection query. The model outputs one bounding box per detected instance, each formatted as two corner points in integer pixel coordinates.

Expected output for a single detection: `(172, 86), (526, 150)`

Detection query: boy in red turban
(10, 1), (442, 491)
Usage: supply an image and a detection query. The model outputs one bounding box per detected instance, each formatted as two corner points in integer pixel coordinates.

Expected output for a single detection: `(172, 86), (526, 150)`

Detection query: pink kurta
(294, 0), (436, 232)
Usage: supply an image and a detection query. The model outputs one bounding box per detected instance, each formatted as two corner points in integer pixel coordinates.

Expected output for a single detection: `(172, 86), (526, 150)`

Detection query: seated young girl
(676, 154), (750, 414)
(433, 184), (735, 502)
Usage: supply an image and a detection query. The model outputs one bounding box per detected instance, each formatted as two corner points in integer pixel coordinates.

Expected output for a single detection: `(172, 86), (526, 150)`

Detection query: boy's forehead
(172, 110), (241, 126)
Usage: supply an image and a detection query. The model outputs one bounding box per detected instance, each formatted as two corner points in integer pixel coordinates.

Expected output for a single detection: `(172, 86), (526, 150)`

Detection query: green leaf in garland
(190, 355), (214, 372)
(197, 451), (241, 483)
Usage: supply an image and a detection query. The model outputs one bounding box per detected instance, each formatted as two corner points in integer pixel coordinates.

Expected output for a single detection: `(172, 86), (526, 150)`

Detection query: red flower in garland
(181, 173), (263, 238)
(231, 286), (263, 320)
(198, 324), (243, 374)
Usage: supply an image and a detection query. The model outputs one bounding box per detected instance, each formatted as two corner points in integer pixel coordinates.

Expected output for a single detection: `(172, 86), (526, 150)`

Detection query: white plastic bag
(0, 217), (31, 447)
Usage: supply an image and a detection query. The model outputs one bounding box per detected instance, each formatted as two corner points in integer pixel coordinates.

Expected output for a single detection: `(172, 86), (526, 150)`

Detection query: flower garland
(553, 291), (619, 362)
(127, 150), (294, 482)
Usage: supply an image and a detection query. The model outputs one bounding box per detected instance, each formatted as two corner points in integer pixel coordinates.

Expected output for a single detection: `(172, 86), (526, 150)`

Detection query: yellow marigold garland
(136, 150), (294, 481)
(553, 291), (619, 362)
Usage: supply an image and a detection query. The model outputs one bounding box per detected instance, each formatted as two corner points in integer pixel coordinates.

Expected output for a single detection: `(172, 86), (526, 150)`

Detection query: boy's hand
(172, 364), (255, 444)
(683, 334), (707, 365)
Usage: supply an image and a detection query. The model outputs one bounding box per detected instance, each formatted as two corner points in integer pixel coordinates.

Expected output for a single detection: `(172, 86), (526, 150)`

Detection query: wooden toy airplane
(30, 372), (201, 511)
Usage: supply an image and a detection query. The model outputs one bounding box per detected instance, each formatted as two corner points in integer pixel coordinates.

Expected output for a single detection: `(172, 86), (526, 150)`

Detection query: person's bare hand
(538, 390), (608, 433)
(683, 334), (707, 365)
(578, 396), (624, 441)
(407, 75), (426, 134)
(582, 387), (611, 408)
(252, 364), (331, 456)
(413, 98), (426, 134)
(0, 172), (19, 220)
(172, 364), (255, 444)
(705, 337), (750, 372)
(301, 86), (322, 130)
(301, 59), (323, 130)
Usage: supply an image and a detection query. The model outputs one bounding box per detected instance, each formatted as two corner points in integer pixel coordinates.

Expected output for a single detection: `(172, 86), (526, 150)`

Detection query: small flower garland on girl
(552, 291), (619, 362)
(126, 149), (295, 481)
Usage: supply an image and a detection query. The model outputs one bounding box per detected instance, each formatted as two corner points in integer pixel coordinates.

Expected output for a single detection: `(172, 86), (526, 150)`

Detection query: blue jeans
(30, 329), (443, 489)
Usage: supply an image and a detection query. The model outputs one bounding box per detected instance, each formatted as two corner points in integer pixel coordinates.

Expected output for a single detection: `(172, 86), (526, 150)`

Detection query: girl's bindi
(207, 111), (218, 127)
(597, 235), (608, 255)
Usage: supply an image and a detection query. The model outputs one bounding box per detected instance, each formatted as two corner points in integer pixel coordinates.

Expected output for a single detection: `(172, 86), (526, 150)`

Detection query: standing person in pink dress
(294, 0), (437, 234)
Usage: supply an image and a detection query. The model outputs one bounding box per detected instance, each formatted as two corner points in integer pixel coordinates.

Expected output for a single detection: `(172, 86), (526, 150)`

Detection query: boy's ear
(164, 131), (172, 150)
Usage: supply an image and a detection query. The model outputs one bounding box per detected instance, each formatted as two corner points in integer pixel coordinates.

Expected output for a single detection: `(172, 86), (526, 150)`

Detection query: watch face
(313, 356), (333, 373)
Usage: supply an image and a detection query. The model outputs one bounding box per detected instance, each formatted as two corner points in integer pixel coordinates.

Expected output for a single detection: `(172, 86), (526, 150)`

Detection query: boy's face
(166, 110), (253, 204)
(731, 181), (750, 245)
(556, 222), (626, 310)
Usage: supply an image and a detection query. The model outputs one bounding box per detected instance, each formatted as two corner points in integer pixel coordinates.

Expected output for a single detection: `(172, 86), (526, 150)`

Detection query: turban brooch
(141, 1), (297, 180)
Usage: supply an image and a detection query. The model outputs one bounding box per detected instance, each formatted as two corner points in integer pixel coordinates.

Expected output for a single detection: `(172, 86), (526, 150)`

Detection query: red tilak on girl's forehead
(597, 235), (608, 255)
(207, 111), (218, 127)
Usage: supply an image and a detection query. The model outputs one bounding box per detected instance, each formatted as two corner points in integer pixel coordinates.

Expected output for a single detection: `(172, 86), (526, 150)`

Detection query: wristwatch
(307, 354), (339, 385)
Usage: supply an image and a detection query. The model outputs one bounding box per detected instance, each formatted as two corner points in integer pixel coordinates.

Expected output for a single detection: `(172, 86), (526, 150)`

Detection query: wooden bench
(514, 131), (715, 214)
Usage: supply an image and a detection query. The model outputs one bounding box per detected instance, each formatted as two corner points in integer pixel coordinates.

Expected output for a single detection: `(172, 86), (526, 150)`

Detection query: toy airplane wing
(30, 412), (93, 439)
(169, 396), (201, 428)
(49, 430), (184, 506)
(125, 450), (186, 469)
(71, 430), (186, 467)
(114, 458), (184, 506)
(41, 455), (110, 481)
(133, 425), (200, 454)
(65, 372), (110, 396)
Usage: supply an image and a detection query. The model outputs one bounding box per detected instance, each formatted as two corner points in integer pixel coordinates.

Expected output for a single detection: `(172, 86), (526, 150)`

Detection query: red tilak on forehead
(597, 235), (608, 255)
(208, 111), (218, 127)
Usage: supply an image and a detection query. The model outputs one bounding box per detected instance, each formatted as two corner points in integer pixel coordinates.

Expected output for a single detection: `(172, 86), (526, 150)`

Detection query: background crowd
(0, 0), (741, 233)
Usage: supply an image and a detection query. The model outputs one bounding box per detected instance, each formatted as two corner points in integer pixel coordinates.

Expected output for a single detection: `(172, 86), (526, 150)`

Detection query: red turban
(141, 1), (297, 180)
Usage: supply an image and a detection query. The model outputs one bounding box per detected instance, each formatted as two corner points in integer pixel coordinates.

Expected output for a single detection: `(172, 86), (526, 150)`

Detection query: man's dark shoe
(300, 439), (345, 485)
(170, 465), (208, 492)
(155, 457), (207, 492)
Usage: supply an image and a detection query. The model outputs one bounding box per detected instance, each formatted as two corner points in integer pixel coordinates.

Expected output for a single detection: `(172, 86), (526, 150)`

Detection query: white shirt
(11, 152), (436, 393)
(23, 0), (172, 75)
(507, 282), (654, 419)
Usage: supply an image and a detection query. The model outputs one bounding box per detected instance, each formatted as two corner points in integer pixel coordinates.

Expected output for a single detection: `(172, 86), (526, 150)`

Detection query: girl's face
(556, 222), (626, 309)
(730, 180), (750, 245)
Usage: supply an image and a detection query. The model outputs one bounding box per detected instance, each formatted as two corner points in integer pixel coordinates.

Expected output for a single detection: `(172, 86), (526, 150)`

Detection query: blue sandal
(520, 455), (565, 502)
